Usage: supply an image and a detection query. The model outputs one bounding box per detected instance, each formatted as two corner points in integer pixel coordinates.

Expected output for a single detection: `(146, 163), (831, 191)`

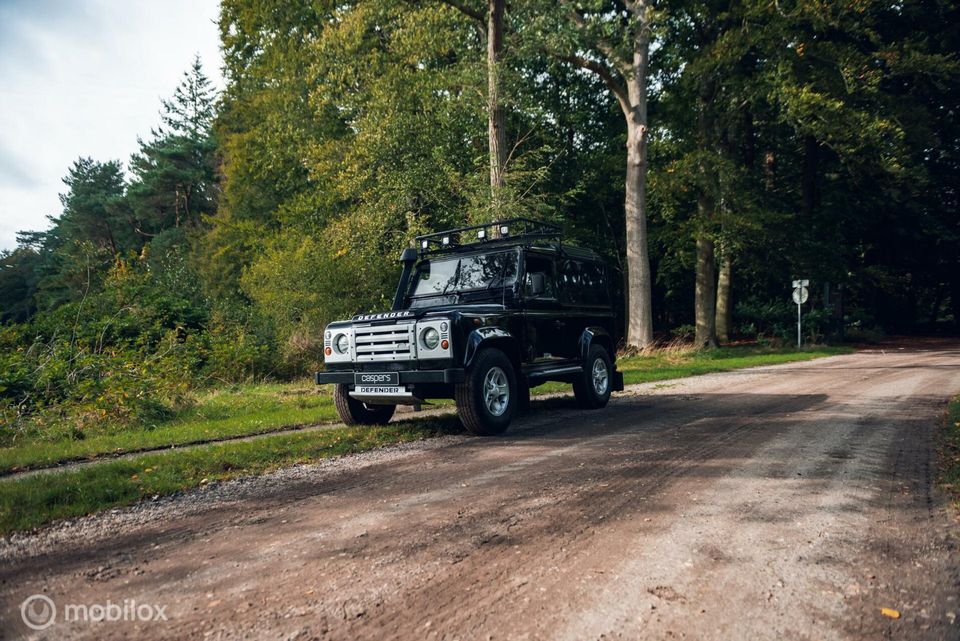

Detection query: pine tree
(128, 55), (219, 235)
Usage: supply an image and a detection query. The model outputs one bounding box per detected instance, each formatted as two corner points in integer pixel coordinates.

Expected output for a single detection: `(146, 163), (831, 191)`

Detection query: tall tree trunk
(694, 230), (718, 348)
(694, 76), (717, 348)
(443, 0), (507, 219)
(557, 0), (655, 348)
(487, 0), (506, 211)
(623, 17), (654, 348)
(624, 119), (654, 347)
(715, 250), (732, 342)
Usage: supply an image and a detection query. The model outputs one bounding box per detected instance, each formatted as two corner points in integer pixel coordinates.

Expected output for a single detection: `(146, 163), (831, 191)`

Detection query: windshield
(411, 251), (518, 298)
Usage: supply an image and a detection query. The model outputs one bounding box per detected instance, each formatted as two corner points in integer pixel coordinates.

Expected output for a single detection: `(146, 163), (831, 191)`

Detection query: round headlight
(334, 333), (349, 354)
(421, 327), (440, 350)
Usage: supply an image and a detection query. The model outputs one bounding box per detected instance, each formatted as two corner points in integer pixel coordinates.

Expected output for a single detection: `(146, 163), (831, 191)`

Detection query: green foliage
(0, 248), (41, 323)
(734, 297), (797, 342)
(241, 219), (398, 370)
(200, 0), (338, 299)
(0, 246), (277, 440)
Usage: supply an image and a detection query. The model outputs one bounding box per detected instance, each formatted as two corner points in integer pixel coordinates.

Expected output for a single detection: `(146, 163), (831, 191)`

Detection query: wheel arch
(463, 327), (522, 372)
(579, 326), (614, 363)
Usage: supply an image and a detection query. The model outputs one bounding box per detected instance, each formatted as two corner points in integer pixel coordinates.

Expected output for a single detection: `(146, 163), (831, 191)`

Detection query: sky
(0, 0), (224, 251)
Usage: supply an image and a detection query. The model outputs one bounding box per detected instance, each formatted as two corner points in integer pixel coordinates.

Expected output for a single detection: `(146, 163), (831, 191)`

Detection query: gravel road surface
(2, 342), (959, 640)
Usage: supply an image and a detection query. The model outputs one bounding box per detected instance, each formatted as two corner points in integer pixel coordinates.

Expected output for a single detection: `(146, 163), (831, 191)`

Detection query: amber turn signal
(324, 346), (332, 356)
(441, 339), (449, 350)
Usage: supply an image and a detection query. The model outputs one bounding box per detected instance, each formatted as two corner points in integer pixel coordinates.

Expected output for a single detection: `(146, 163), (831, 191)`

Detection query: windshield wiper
(440, 259), (461, 297)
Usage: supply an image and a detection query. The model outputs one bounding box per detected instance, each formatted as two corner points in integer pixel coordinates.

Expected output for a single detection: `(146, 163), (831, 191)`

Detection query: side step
(526, 365), (583, 381)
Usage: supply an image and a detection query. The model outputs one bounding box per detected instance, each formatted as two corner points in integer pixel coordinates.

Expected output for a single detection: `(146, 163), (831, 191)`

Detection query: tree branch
(440, 0), (485, 24)
(568, 6), (630, 75)
(558, 53), (631, 117)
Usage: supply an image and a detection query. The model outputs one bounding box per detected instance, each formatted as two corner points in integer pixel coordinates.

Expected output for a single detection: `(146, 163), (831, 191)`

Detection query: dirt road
(3, 342), (960, 640)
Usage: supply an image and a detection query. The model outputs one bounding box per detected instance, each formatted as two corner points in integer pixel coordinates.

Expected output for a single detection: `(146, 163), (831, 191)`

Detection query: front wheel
(455, 349), (517, 435)
(573, 344), (613, 409)
(333, 384), (396, 425)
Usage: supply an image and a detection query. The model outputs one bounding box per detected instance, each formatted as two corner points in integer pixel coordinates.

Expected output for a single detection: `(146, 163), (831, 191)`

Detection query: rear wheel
(573, 344), (613, 409)
(455, 349), (516, 435)
(333, 384), (396, 425)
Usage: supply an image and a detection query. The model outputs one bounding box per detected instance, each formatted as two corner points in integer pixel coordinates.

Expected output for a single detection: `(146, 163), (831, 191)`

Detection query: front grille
(353, 322), (415, 363)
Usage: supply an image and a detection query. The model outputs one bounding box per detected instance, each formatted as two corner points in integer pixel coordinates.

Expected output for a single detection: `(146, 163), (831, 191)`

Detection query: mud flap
(611, 370), (625, 392)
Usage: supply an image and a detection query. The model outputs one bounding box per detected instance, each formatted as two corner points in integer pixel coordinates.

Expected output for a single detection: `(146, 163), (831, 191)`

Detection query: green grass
(0, 417), (461, 535)
(941, 395), (960, 509)
(0, 345), (850, 476)
(0, 383), (344, 474)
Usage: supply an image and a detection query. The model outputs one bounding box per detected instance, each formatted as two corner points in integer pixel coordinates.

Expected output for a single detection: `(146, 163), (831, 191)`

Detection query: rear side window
(582, 263), (608, 305)
(561, 260), (608, 306)
(560, 261), (581, 304)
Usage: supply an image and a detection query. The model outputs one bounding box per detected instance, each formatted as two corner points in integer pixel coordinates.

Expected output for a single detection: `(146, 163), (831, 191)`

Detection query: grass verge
(940, 395), (960, 510)
(0, 383), (344, 475)
(0, 345), (851, 476)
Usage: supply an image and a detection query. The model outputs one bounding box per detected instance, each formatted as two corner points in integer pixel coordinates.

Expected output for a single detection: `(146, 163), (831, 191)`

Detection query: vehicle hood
(327, 305), (507, 328)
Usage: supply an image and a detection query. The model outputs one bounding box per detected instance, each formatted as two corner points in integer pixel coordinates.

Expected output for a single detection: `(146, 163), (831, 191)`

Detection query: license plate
(354, 385), (404, 395)
(355, 372), (399, 386)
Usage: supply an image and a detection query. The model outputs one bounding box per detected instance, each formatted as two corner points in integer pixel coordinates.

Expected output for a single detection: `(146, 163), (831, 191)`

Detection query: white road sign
(792, 279), (809, 347)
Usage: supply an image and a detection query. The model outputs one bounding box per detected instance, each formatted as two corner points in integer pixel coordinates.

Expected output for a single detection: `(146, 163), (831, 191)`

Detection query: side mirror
(527, 272), (546, 297)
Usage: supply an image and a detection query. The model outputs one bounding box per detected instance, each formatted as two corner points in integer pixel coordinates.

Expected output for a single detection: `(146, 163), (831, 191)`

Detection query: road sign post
(792, 279), (809, 347)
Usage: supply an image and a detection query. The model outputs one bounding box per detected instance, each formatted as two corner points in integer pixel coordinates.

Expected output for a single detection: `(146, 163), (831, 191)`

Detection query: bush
(0, 253), (281, 441)
(241, 214), (400, 372)
(192, 312), (275, 383)
(670, 324), (695, 340)
(735, 297), (795, 342)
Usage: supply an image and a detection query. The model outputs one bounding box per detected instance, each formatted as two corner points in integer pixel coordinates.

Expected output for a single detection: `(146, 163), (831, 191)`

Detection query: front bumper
(314, 368), (466, 386)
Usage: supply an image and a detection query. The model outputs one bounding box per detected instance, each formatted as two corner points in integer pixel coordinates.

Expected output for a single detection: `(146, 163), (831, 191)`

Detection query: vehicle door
(521, 251), (569, 363)
(558, 258), (591, 356)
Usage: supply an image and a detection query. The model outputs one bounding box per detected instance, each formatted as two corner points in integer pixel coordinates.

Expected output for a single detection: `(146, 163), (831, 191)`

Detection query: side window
(560, 260), (582, 304)
(523, 254), (557, 300)
(581, 263), (607, 305)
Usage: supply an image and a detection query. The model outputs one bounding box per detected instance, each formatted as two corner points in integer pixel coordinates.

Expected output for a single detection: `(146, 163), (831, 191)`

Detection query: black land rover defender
(315, 218), (624, 435)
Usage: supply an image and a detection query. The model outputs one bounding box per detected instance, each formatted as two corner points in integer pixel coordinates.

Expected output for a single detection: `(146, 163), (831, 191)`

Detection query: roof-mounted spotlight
(441, 236), (451, 246)
(420, 239), (430, 250)
(499, 225), (510, 237)
(476, 229), (487, 240)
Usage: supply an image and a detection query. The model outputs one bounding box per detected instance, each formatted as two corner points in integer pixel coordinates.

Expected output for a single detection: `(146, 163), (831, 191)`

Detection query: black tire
(333, 384), (397, 425)
(455, 349), (517, 435)
(573, 344), (613, 409)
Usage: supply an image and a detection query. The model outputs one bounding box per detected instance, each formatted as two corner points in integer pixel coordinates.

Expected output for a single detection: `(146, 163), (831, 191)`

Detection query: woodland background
(1, 0), (958, 432)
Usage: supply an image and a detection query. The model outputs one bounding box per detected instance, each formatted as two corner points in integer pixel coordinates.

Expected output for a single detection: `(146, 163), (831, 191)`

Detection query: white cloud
(0, 0), (223, 250)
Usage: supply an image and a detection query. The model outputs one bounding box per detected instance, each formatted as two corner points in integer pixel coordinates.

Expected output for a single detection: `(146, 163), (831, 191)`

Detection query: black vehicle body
(315, 219), (624, 433)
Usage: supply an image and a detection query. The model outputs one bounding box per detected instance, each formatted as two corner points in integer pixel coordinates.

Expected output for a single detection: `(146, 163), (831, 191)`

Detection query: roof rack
(414, 218), (562, 256)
